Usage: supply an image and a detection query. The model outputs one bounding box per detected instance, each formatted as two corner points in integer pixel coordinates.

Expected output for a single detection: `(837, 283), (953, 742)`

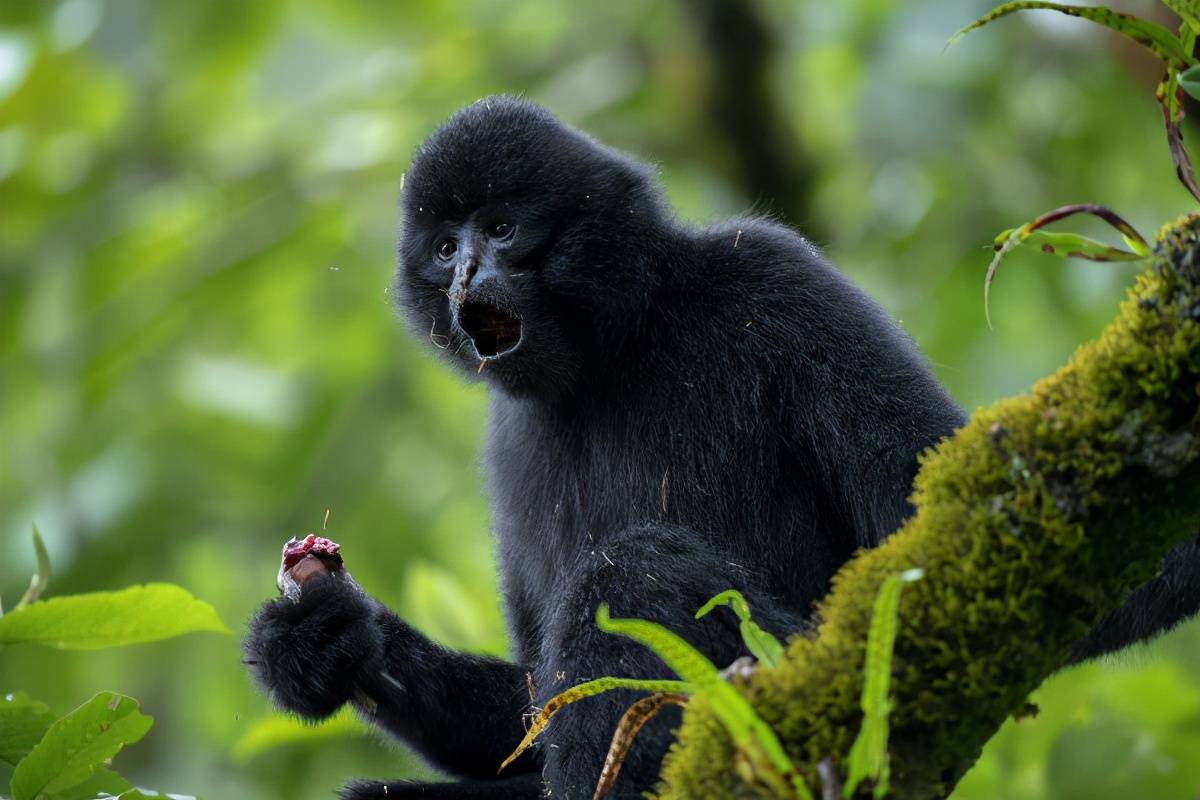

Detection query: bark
(654, 213), (1200, 799)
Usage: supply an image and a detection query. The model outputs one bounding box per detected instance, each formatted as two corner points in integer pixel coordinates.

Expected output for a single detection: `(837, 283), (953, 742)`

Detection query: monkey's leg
(534, 523), (805, 799)
(339, 774), (544, 800)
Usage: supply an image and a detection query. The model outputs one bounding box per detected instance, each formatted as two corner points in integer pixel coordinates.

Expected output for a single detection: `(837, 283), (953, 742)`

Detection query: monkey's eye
(487, 222), (515, 241)
(436, 239), (457, 261)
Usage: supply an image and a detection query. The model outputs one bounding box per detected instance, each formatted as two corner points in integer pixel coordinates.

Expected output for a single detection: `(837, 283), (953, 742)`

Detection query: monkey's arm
(244, 577), (539, 779)
(356, 611), (540, 778)
(1067, 534), (1200, 664)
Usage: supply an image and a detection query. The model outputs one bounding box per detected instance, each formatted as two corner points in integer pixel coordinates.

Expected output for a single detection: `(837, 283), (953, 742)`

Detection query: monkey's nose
(450, 256), (480, 304)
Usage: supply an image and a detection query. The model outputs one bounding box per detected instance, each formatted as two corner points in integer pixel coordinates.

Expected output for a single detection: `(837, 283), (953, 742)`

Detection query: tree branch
(655, 214), (1200, 798)
(682, 0), (821, 236)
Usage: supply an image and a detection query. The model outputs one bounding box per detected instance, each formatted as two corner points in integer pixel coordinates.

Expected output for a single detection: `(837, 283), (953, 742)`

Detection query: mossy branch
(654, 214), (1200, 799)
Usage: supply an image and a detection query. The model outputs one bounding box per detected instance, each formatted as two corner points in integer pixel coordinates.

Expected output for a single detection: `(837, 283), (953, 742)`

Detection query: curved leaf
(0, 583), (230, 649)
(990, 230), (1147, 262)
(594, 693), (688, 800)
(695, 590), (784, 668)
(983, 204), (1150, 328)
(948, 2), (1189, 66)
(498, 676), (689, 774)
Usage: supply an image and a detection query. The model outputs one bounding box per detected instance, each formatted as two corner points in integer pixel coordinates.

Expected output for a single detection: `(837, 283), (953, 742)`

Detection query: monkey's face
(395, 97), (661, 396)
(399, 199), (565, 391)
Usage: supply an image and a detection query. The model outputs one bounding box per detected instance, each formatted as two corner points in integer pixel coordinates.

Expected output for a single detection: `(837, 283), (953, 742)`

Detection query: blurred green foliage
(1, 0), (1198, 797)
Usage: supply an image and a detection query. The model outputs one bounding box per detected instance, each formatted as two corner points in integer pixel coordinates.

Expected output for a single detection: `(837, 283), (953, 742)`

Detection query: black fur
(244, 96), (1200, 798)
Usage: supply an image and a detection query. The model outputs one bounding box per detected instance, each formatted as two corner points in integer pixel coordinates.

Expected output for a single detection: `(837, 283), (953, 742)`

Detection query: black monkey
(244, 96), (1200, 799)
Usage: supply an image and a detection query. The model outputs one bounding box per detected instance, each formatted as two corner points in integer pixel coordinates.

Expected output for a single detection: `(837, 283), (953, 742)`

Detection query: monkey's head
(396, 96), (669, 396)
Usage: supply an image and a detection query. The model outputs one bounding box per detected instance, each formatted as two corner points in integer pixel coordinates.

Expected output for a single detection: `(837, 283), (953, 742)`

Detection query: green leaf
(596, 604), (813, 800)
(15, 525), (52, 610)
(695, 590), (784, 668)
(0, 583), (230, 649)
(231, 708), (367, 763)
(843, 568), (923, 800)
(1179, 63), (1200, 102)
(9, 692), (153, 800)
(0, 693), (55, 768)
(990, 229), (1149, 262)
(948, 2), (1190, 66)
(53, 765), (133, 799)
(983, 204), (1150, 328)
(112, 789), (197, 799)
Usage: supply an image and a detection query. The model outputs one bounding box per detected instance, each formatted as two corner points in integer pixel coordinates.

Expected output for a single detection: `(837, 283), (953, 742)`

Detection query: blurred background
(2, 0), (1199, 797)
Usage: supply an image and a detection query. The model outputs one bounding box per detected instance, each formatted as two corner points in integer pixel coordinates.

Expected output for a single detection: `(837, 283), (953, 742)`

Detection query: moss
(654, 214), (1200, 799)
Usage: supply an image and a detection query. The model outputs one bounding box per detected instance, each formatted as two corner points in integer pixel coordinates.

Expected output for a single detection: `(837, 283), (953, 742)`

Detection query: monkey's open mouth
(459, 301), (523, 358)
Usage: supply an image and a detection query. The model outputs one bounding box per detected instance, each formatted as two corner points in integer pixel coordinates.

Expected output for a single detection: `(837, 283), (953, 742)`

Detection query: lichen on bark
(654, 214), (1200, 799)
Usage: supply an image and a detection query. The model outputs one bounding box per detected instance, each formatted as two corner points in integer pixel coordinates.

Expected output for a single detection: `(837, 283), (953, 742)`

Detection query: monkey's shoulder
(680, 217), (891, 337)
(695, 216), (823, 266)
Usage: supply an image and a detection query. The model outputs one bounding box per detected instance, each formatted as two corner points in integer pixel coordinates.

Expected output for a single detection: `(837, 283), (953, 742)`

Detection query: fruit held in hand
(283, 534), (342, 571)
(277, 534), (344, 601)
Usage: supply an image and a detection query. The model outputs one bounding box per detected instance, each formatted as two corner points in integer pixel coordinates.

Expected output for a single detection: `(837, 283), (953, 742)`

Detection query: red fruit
(282, 534), (343, 571)
(277, 534), (345, 601)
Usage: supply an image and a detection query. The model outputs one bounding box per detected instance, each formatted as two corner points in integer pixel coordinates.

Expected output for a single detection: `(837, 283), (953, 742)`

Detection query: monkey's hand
(244, 534), (541, 778)
(244, 538), (383, 720)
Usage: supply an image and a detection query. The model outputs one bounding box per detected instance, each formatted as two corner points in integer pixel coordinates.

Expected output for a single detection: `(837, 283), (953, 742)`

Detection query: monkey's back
(483, 216), (964, 662)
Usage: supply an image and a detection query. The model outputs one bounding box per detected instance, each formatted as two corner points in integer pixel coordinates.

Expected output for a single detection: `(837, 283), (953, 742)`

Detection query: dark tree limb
(681, 0), (822, 236)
